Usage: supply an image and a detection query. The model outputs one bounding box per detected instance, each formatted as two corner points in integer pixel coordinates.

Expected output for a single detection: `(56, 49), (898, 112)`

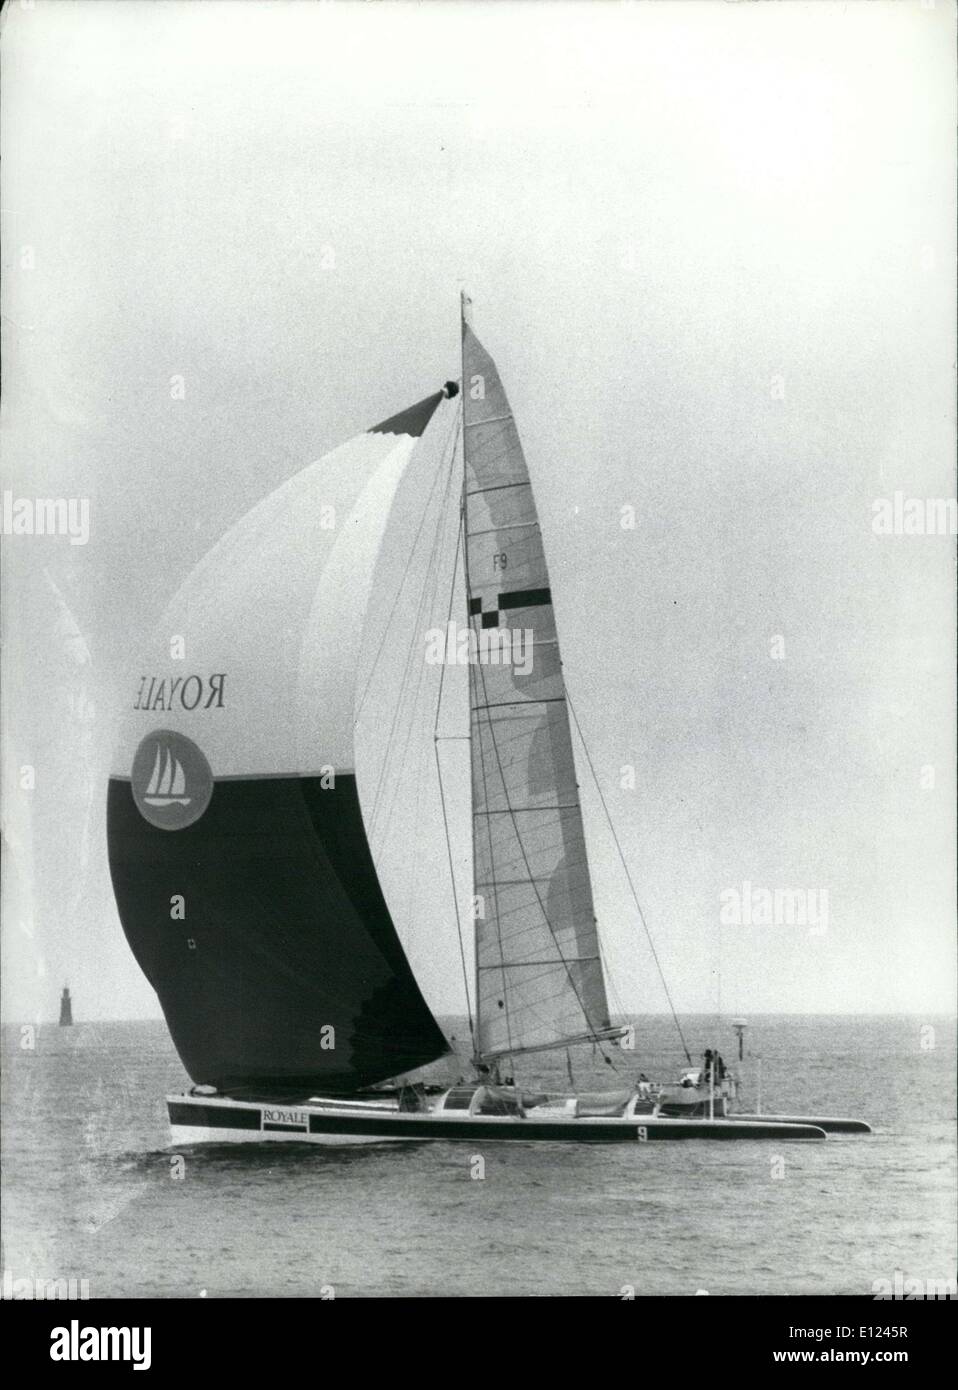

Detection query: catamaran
(107, 298), (869, 1145)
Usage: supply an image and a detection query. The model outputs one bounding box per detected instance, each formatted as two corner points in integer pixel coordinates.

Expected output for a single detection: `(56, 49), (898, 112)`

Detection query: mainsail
(461, 302), (617, 1059)
(107, 390), (458, 1095)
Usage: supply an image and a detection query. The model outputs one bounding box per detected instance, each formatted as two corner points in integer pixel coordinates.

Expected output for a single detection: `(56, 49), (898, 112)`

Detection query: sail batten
(461, 312), (613, 1061)
(479, 1027), (627, 1062)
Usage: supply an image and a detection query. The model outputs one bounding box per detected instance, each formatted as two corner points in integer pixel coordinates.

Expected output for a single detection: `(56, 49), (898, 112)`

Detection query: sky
(1, 0), (955, 1026)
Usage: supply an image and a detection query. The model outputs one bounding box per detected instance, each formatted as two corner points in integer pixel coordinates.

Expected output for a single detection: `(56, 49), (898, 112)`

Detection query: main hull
(167, 1095), (828, 1144)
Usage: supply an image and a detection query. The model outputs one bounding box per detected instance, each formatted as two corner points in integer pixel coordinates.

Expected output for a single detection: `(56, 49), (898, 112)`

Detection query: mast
(460, 295), (622, 1065)
(460, 292), (484, 1070)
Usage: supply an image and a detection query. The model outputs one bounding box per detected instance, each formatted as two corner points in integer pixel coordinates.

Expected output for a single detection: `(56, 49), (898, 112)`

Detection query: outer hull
(167, 1096), (828, 1144)
(732, 1112), (873, 1134)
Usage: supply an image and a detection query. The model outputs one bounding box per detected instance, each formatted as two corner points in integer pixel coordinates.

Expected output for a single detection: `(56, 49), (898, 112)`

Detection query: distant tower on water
(59, 986), (73, 1027)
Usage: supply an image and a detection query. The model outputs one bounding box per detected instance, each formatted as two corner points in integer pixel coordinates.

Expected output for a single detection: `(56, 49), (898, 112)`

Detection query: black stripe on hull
(108, 773), (449, 1093)
(170, 1103), (263, 1131)
(167, 1103), (825, 1143)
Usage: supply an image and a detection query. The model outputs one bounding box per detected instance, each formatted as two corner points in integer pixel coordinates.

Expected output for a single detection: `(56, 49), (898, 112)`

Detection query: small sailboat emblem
(143, 743), (191, 807)
(129, 729), (213, 829)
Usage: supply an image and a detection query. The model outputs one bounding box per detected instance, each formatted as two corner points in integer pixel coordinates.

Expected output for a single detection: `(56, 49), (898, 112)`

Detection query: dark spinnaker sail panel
(107, 773), (449, 1094)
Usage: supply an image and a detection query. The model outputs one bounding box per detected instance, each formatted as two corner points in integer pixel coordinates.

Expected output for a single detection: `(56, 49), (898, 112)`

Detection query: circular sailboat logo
(131, 730), (214, 830)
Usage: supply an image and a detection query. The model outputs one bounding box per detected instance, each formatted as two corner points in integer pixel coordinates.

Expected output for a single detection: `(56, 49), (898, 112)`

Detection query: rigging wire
(366, 482), (450, 837)
(432, 436), (476, 1057)
(566, 691), (693, 1067)
(347, 404), (466, 1063)
(362, 410), (461, 836)
(465, 546), (519, 1066)
(354, 402), (463, 725)
(466, 479), (609, 1063)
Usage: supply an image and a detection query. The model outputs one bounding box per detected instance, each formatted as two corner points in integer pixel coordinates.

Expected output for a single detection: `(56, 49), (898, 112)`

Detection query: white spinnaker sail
(353, 393), (471, 1020)
(111, 397), (456, 783)
(108, 390), (458, 1093)
(462, 317), (615, 1059)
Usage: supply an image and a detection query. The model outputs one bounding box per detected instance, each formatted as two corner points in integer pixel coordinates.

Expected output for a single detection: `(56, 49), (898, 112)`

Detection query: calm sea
(2, 1015), (955, 1297)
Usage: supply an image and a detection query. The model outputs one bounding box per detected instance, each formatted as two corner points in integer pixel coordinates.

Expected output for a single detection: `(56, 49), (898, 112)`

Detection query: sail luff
(460, 298), (484, 1064)
(461, 303), (613, 1061)
(461, 297), (521, 1063)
